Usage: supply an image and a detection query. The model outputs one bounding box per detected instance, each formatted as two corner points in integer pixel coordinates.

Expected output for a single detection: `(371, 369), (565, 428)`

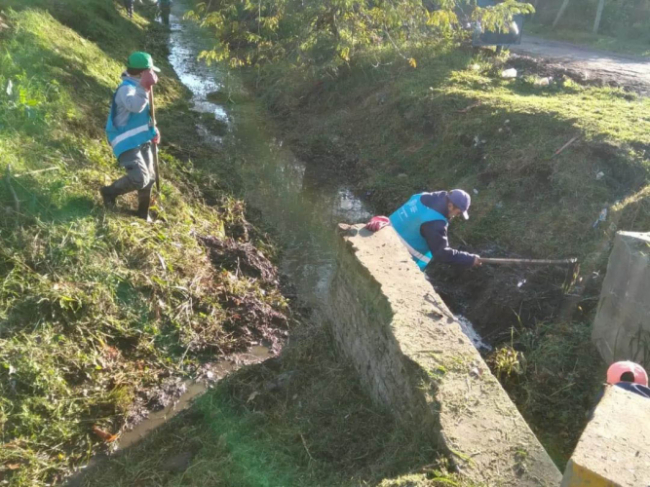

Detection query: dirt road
(511, 35), (650, 93)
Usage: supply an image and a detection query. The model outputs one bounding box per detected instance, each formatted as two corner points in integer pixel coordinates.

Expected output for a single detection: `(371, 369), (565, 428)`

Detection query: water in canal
(167, 0), (490, 348)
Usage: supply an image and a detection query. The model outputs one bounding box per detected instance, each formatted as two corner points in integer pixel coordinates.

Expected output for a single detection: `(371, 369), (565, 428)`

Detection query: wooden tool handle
(480, 257), (578, 265)
(149, 89), (161, 194)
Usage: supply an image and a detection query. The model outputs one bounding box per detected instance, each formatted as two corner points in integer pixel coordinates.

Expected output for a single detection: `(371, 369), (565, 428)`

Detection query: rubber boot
(100, 185), (120, 209)
(136, 189), (153, 222)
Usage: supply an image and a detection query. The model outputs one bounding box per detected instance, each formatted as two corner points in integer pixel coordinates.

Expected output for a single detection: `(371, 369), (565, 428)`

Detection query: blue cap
(448, 189), (471, 220)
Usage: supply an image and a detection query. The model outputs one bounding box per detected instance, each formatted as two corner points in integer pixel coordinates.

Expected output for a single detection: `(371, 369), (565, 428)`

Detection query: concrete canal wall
(327, 223), (561, 486)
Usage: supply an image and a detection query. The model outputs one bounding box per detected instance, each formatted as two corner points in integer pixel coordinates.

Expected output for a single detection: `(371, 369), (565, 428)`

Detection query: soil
(200, 235), (289, 354)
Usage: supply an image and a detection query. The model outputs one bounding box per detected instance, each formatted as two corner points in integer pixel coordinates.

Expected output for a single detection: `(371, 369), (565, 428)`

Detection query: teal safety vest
(389, 193), (448, 270)
(106, 79), (156, 158)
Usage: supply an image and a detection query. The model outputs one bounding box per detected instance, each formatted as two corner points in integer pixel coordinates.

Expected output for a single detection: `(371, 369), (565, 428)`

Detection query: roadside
(525, 25), (650, 58)
(511, 34), (650, 93)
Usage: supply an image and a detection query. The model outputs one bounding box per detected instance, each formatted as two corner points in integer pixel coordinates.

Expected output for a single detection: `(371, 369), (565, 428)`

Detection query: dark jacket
(419, 191), (477, 268)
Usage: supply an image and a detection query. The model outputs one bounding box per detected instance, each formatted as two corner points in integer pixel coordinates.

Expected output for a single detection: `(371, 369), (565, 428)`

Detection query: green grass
(0, 2), (288, 485)
(247, 41), (650, 466)
(77, 327), (479, 487)
(526, 24), (650, 57)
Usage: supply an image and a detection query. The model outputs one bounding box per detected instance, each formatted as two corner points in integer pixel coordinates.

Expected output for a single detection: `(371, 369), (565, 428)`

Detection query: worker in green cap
(102, 52), (160, 221)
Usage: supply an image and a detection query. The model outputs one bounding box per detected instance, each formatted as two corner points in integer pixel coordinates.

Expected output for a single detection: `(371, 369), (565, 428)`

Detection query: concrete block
(561, 385), (650, 487)
(593, 232), (650, 367)
(328, 224), (561, 486)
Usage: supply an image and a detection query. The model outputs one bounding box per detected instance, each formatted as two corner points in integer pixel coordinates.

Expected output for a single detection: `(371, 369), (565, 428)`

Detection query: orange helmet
(606, 361), (648, 387)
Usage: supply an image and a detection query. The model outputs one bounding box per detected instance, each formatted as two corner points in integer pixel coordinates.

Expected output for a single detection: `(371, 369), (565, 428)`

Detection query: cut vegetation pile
(0, 1), (288, 485)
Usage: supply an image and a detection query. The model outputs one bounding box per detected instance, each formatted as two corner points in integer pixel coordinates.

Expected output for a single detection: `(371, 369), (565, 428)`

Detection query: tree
(552, 0), (570, 28)
(593, 0), (605, 33)
(187, 0), (534, 70)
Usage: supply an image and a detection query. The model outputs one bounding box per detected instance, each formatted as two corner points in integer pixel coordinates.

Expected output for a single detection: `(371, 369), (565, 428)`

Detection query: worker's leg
(124, 0), (134, 18)
(101, 144), (153, 209)
(136, 144), (156, 220)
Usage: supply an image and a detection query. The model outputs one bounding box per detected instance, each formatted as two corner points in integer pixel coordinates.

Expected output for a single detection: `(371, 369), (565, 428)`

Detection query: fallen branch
(552, 136), (580, 157)
(14, 166), (61, 177)
(457, 101), (482, 113)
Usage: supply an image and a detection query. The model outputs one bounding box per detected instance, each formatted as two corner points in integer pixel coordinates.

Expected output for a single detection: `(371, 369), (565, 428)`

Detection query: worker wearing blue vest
(366, 190), (481, 270)
(101, 52), (160, 220)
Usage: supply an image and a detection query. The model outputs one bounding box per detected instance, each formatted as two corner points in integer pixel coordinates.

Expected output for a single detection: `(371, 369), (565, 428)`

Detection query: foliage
(186, 0), (534, 70)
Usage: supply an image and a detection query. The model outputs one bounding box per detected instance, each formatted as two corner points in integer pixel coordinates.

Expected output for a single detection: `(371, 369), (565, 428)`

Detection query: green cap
(127, 52), (161, 72)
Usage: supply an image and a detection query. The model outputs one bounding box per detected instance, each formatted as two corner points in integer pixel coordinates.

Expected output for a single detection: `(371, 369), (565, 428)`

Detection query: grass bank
(0, 1), (289, 484)
(246, 43), (649, 464)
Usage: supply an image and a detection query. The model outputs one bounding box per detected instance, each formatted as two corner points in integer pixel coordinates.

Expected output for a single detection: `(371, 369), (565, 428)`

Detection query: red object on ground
(365, 216), (390, 232)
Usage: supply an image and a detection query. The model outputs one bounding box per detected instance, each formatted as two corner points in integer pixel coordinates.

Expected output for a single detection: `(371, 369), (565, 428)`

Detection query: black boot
(136, 189), (152, 222)
(100, 186), (118, 209)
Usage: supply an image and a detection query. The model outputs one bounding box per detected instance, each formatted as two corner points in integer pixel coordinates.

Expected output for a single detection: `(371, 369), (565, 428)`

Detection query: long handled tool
(480, 257), (577, 266)
(149, 88), (161, 194)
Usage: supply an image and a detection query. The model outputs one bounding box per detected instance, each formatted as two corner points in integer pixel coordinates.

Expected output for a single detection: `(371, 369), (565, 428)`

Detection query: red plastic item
(365, 216), (390, 232)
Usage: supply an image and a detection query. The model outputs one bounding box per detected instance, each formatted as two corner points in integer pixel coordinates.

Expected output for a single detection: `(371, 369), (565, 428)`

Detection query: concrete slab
(561, 385), (650, 487)
(328, 224), (561, 486)
(592, 231), (650, 367)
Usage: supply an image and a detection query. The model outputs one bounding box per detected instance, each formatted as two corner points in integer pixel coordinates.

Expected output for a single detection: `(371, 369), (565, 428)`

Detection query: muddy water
(118, 346), (272, 449)
(167, 2), (487, 337)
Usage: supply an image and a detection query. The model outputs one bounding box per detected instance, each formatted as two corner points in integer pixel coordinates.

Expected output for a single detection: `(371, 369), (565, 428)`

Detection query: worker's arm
(115, 83), (149, 114)
(420, 220), (477, 267)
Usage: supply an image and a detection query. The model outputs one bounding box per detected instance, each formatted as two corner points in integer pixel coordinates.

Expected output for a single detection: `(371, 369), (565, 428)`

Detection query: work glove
(140, 69), (159, 92)
(365, 216), (390, 232)
(153, 127), (161, 145)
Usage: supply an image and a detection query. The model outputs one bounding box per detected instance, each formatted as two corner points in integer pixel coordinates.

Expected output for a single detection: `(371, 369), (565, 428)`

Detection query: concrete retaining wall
(561, 385), (650, 486)
(328, 224), (561, 486)
(592, 231), (650, 368)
